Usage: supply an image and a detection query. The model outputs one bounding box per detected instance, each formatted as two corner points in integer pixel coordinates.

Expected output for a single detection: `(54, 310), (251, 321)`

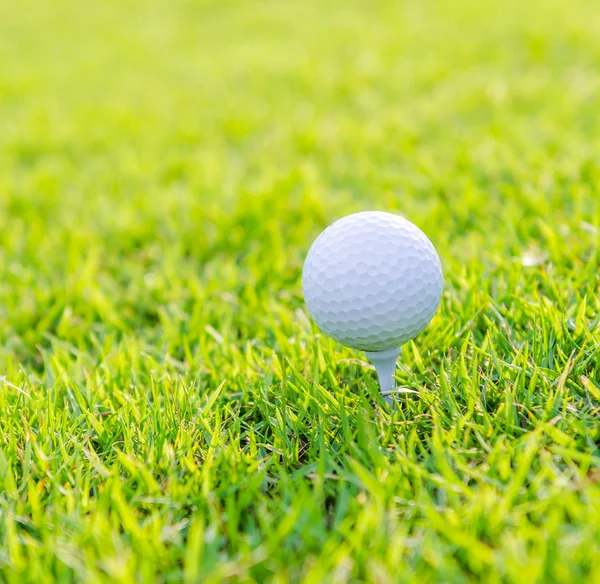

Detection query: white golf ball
(302, 211), (443, 352)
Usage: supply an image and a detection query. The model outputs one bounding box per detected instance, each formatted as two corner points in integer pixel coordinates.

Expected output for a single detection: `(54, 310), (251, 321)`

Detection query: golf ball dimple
(302, 211), (443, 352)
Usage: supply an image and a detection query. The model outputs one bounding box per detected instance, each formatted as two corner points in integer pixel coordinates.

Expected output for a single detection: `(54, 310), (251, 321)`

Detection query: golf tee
(364, 346), (402, 407)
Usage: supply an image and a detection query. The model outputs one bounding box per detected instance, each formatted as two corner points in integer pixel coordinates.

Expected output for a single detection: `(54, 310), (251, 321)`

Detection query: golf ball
(302, 211), (443, 352)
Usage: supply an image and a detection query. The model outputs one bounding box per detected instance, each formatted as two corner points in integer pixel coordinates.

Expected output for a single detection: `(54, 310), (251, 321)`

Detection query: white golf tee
(364, 346), (402, 407)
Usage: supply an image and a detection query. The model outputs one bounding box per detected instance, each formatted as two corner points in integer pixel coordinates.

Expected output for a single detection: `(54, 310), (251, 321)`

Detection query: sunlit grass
(0, 0), (599, 582)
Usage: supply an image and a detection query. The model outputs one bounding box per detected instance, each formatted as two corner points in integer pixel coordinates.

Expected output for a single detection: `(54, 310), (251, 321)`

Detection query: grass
(1, 0), (599, 581)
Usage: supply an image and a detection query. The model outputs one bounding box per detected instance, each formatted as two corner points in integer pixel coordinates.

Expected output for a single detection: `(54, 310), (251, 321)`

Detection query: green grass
(1, 0), (599, 581)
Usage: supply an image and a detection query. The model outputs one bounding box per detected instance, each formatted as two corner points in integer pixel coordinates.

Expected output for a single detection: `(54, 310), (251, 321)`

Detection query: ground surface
(1, 0), (599, 582)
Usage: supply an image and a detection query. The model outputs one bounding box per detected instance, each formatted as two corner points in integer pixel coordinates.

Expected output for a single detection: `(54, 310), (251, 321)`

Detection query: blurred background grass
(0, 0), (599, 582)
(2, 0), (599, 365)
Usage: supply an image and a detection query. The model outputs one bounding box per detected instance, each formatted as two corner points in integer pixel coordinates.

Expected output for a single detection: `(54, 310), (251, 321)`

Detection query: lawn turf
(0, 0), (599, 582)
